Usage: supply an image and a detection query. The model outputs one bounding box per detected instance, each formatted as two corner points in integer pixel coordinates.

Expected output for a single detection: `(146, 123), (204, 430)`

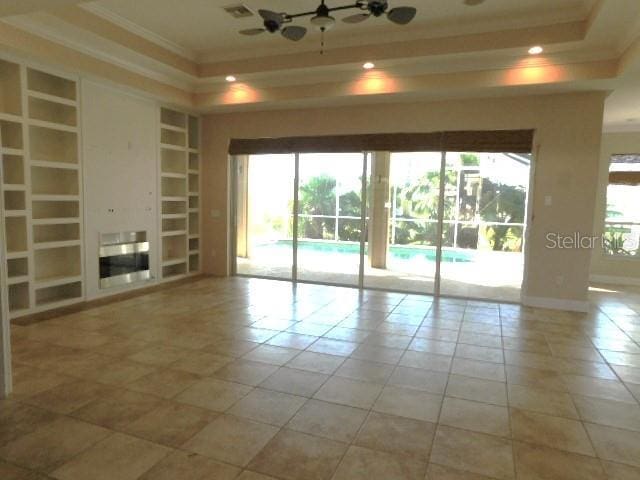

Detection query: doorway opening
(234, 150), (531, 303)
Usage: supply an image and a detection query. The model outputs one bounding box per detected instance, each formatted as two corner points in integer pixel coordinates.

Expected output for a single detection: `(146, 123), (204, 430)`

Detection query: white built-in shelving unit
(159, 107), (200, 281)
(0, 59), (83, 317)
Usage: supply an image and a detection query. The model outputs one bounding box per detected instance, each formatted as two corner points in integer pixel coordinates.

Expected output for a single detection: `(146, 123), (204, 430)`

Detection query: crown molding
(2, 16), (195, 92)
(80, 3), (198, 61)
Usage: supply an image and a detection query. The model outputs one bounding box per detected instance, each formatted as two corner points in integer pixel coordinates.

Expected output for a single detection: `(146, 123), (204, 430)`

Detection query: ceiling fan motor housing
(369, 0), (389, 16)
(264, 19), (280, 32)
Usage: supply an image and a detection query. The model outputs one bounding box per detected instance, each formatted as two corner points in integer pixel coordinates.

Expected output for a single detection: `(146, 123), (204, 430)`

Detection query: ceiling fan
(239, 1), (417, 42)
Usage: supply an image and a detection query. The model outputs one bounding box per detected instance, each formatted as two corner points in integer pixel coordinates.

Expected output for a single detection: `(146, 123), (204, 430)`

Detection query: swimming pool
(253, 240), (472, 263)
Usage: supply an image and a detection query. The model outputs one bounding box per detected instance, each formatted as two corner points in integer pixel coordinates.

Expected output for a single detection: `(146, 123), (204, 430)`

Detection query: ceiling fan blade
(387, 7), (417, 25)
(259, 9), (283, 23)
(239, 28), (266, 36)
(343, 13), (370, 24)
(281, 26), (307, 41)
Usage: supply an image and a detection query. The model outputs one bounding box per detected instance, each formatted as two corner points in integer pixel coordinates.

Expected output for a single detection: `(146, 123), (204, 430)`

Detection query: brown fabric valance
(609, 171), (640, 186)
(228, 130), (534, 155)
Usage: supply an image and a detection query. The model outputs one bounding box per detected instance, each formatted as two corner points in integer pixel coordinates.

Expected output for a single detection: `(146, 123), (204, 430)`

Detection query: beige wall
(591, 132), (640, 283)
(202, 92), (606, 309)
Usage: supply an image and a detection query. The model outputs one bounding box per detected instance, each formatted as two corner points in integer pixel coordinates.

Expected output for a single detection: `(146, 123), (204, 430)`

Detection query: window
(604, 154), (640, 256)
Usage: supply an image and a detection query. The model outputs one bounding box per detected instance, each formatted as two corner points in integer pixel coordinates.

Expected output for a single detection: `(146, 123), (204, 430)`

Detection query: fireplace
(99, 231), (150, 289)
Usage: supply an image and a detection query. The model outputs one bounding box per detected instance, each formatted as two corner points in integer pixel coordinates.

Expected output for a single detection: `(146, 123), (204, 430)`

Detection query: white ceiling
(2, 0), (640, 129)
(89, 0), (597, 60)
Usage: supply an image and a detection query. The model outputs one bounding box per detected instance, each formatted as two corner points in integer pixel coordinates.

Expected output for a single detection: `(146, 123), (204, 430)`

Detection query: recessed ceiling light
(363, 62), (375, 70)
(226, 75), (237, 82)
(528, 46), (543, 55)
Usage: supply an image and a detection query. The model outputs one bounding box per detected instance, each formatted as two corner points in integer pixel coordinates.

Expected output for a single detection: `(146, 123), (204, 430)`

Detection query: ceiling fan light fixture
(310, 13), (336, 30)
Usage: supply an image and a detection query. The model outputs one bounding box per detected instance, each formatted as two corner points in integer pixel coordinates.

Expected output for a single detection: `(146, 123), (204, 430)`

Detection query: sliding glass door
(235, 154), (295, 279)
(363, 152), (441, 294)
(296, 153), (367, 286)
(439, 152), (530, 302)
(234, 149), (530, 302)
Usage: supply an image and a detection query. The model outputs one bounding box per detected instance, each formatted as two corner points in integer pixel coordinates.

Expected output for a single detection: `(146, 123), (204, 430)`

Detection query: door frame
(230, 150), (533, 303)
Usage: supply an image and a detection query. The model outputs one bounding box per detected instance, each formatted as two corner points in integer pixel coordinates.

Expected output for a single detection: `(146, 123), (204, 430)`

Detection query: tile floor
(2, 277), (640, 479)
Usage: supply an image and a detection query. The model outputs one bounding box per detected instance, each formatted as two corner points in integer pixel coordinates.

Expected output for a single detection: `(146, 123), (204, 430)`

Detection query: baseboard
(521, 295), (590, 313)
(12, 274), (208, 326)
(590, 274), (640, 286)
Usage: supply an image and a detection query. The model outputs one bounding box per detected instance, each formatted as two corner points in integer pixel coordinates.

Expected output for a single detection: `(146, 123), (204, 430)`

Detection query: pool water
(255, 240), (472, 263)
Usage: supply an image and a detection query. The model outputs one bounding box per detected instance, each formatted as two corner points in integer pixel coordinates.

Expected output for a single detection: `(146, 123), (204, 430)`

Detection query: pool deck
(237, 249), (524, 303)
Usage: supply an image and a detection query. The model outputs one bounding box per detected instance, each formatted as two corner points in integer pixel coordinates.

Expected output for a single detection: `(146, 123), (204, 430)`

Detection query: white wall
(591, 131), (640, 284)
(81, 80), (159, 299)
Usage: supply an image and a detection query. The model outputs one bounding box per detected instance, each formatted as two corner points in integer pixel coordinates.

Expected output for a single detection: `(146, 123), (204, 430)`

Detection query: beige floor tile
(248, 429), (347, 480)
(355, 411), (436, 460)
(563, 375), (637, 404)
(236, 471), (280, 480)
(0, 459), (47, 480)
(602, 461), (640, 480)
(266, 332), (318, 349)
(573, 395), (640, 431)
(505, 365), (568, 392)
(399, 351), (453, 373)
(287, 399), (367, 443)
(333, 445), (426, 480)
(373, 385), (442, 422)
(364, 332), (413, 349)
(124, 401), (218, 447)
(612, 365), (640, 384)
(127, 345), (188, 367)
(510, 408), (595, 456)
(513, 441), (606, 480)
(169, 351), (233, 376)
(0, 416), (110, 472)
(507, 384), (578, 418)
(307, 338), (359, 356)
(214, 359), (280, 386)
(445, 374), (507, 406)
(388, 366), (448, 394)
(72, 388), (163, 430)
(259, 367), (328, 397)
(183, 414), (279, 467)
(451, 358), (506, 382)
(125, 368), (202, 399)
(23, 380), (114, 414)
(350, 344), (405, 364)
(11, 364), (74, 399)
(455, 344), (504, 364)
(314, 376), (383, 409)
(585, 423), (640, 467)
(243, 345), (301, 366)
(323, 326), (370, 343)
(430, 425), (515, 480)
(440, 397), (510, 436)
(175, 377), (252, 412)
(0, 400), (57, 446)
(408, 338), (457, 355)
(205, 339), (260, 357)
(426, 463), (496, 480)
(82, 359), (157, 386)
(335, 358), (394, 384)
(286, 351), (345, 374)
(228, 388), (307, 426)
(51, 432), (170, 480)
(138, 449), (240, 480)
